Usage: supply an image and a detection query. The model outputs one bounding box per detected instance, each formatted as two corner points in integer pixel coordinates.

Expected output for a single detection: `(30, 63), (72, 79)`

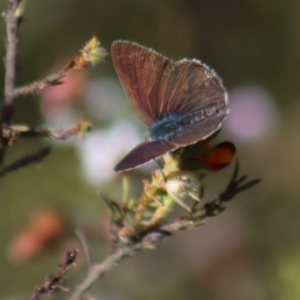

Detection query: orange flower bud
(178, 141), (236, 172)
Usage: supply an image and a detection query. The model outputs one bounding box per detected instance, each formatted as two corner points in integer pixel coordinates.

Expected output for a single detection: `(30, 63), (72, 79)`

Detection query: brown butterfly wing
(165, 60), (228, 146)
(114, 140), (177, 172)
(170, 60), (227, 114)
(111, 41), (176, 126)
(171, 113), (227, 146)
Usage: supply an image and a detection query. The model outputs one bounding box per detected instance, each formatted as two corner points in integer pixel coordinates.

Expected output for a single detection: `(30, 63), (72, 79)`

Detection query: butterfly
(111, 41), (229, 172)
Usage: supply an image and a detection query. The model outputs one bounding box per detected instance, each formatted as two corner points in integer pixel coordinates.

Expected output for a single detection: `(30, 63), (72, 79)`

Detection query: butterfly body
(111, 41), (229, 172)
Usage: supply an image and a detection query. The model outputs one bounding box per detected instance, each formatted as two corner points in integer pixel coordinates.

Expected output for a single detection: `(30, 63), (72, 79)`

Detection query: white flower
(77, 120), (142, 184)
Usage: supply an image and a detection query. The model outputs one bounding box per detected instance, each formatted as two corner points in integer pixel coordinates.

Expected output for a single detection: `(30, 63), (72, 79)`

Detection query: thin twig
(69, 243), (147, 300)
(13, 65), (72, 97)
(0, 146), (51, 177)
(1, 0), (21, 163)
(13, 36), (107, 97)
(2, 120), (92, 142)
(27, 249), (78, 300)
(74, 230), (93, 270)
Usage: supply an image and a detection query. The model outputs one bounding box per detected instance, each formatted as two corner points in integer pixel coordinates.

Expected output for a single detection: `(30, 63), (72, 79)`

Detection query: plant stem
(69, 246), (137, 300)
(1, 0), (21, 163)
(68, 216), (202, 300)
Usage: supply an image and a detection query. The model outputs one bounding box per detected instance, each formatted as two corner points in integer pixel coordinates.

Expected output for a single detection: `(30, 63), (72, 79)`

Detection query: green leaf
(235, 175), (248, 186)
(233, 179), (261, 195)
(231, 159), (240, 181)
(98, 191), (124, 225)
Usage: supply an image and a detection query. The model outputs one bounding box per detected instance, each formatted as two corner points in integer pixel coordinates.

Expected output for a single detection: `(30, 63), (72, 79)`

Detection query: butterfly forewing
(111, 41), (176, 125)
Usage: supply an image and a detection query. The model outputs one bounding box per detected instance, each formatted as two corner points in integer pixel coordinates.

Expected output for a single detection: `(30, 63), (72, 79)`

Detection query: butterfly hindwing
(114, 140), (177, 172)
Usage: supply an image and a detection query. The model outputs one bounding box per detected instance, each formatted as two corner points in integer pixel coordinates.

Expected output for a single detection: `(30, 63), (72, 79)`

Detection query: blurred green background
(1, 0), (300, 299)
